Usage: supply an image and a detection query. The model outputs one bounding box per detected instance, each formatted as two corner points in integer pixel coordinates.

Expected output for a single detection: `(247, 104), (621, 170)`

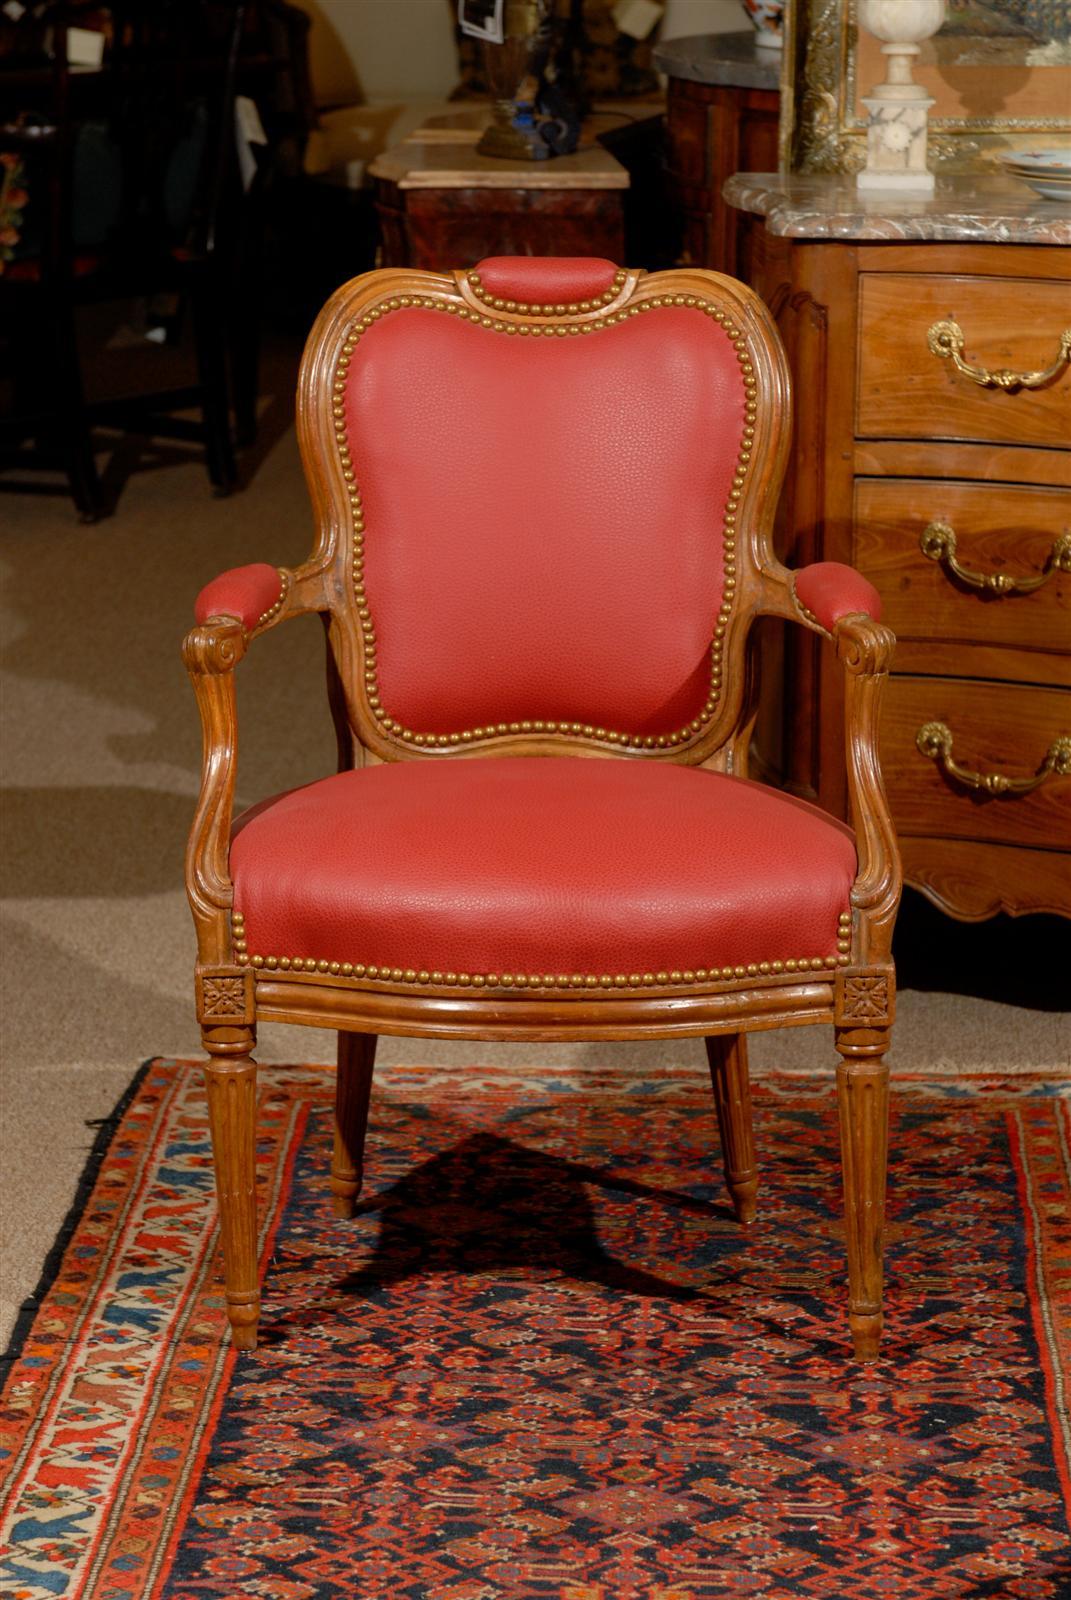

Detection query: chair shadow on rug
(184, 255), (901, 1360)
(256, 1116), (856, 1359)
(271, 1129), (723, 1335)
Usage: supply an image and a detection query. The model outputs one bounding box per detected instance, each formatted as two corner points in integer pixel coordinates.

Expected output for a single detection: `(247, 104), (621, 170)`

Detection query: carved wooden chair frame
(184, 264), (901, 1360)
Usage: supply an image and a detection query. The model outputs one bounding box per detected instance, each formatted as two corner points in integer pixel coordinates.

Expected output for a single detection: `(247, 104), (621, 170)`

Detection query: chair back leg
(835, 1025), (890, 1361)
(202, 1029), (259, 1349)
(706, 1033), (758, 1225)
(331, 1032), (377, 1218)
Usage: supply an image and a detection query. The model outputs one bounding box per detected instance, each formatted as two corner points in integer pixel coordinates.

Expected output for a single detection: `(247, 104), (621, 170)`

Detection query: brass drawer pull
(916, 722), (1071, 796)
(927, 318), (1071, 393)
(920, 522), (1071, 596)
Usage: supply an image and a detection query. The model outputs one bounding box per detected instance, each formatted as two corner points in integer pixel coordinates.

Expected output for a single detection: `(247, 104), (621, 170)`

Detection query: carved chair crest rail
(183, 256), (901, 1360)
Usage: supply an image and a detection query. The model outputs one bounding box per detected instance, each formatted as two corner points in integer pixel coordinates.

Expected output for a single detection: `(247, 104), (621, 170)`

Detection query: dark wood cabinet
(373, 180), (626, 271)
(654, 33), (780, 278)
(369, 136), (628, 271)
(663, 75), (779, 275)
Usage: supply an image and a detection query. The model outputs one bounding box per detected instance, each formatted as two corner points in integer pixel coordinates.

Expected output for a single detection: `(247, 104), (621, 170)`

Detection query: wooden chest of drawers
(745, 232), (1071, 921)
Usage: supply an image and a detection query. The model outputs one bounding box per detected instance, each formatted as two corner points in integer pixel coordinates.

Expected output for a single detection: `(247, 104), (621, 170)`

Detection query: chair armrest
(194, 562), (287, 632)
(758, 563), (901, 965)
(792, 562), (882, 633)
(182, 561), (320, 963)
(182, 615), (249, 964)
(832, 614), (901, 963)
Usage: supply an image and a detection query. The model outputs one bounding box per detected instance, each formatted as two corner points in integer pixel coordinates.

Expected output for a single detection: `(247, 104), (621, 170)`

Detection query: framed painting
(779, 0), (1071, 174)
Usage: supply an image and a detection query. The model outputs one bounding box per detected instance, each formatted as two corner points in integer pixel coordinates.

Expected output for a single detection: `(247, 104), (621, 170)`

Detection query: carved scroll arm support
(833, 614), (902, 965)
(182, 563), (328, 965)
(758, 564), (902, 967)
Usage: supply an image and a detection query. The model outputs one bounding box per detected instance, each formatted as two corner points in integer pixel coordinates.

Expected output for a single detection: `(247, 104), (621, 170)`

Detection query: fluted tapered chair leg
(331, 1032), (377, 1218)
(203, 1034), (260, 1350)
(706, 1033), (758, 1224)
(835, 1026), (890, 1361)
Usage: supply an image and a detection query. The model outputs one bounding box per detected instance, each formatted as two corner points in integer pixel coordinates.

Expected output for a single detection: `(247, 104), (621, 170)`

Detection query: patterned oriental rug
(1, 1061), (1069, 1600)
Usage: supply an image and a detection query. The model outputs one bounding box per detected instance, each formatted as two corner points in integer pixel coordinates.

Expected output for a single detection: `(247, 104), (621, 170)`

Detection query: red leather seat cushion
(231, 758), (856, 985)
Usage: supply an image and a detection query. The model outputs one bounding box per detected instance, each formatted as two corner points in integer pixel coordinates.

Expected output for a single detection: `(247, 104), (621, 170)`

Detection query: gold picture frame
(779, 0), (1071, 174)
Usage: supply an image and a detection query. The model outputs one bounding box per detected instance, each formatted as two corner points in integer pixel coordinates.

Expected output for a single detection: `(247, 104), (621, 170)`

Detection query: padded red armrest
(793, 563), (882, 632)
(194, 563), (282, 631)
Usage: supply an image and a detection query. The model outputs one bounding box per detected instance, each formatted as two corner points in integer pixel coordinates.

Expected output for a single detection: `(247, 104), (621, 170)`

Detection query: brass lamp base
(477, 101), (550, 161)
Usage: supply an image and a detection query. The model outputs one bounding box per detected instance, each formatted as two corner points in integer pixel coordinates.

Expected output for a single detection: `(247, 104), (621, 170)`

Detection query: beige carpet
(2, 339), (1068, 1349)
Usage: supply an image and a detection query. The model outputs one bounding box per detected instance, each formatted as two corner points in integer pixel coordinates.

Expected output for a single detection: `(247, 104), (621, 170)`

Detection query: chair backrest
(298, 256), (791, 767)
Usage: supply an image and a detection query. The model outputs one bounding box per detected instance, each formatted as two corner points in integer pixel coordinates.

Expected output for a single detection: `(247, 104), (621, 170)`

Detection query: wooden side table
(370, 131), (629, 271)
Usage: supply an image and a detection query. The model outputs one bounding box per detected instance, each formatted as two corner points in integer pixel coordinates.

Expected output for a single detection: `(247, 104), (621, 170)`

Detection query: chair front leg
(706, 1033), (758, 1225)
(203, 1028), (260, 1350)
(331, 1032), (377, 1218)
(835, 1024), (890, 1362)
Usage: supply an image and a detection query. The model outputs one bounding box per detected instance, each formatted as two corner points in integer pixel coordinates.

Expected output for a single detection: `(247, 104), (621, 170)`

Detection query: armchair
(185, 256), (900, 1360)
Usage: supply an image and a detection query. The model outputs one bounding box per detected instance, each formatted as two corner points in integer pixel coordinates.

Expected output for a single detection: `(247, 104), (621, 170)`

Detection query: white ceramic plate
(1010, 177), (1071, 201)
(1003, 163), (1071, 180)
(1000, 148), (1071, 176)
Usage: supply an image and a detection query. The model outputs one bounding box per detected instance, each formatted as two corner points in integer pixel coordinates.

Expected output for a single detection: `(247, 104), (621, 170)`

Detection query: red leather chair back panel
(342, 304), (744, 738)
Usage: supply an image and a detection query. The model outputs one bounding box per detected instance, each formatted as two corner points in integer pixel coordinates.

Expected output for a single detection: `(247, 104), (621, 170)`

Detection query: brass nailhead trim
(254, 568), (290, 631)
(791, 581), (824, 634)
(837, 910), (853, 955)
(234, 905), (851, 986)
(240, 947), (850, 985)
(335, 291), (753, 752)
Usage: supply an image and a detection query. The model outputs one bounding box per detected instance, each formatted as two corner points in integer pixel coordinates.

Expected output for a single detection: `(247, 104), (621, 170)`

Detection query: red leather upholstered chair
(185, 257), (900, 1361)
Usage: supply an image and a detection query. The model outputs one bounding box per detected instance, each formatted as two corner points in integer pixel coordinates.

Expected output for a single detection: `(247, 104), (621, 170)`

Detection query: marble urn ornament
(857, 0), (947, 193)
